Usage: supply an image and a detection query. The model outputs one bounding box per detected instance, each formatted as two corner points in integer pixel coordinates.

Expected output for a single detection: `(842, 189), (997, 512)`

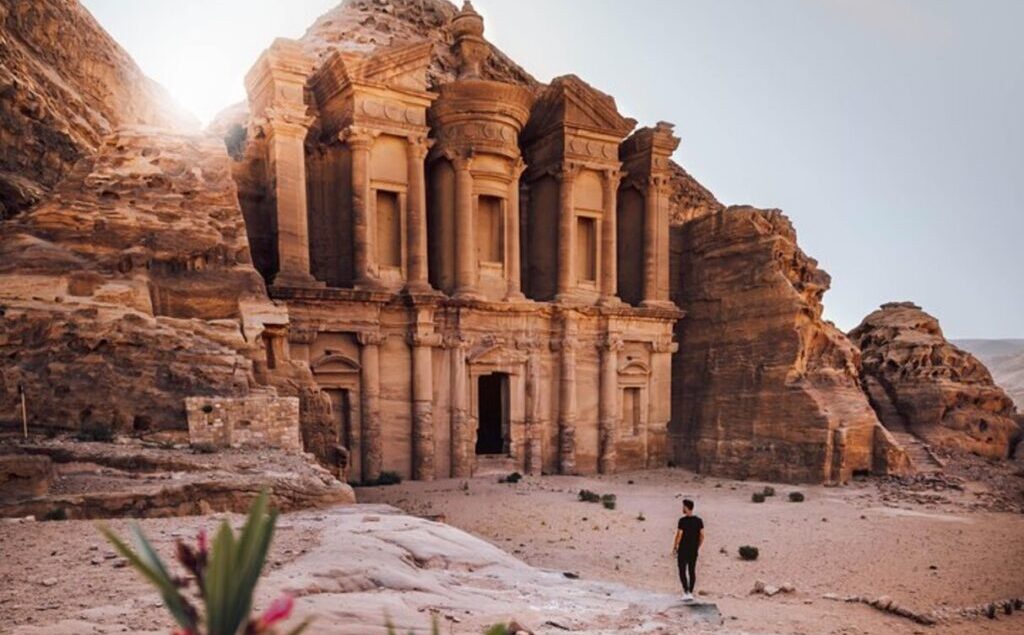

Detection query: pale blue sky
(82, 0), (1023, 338)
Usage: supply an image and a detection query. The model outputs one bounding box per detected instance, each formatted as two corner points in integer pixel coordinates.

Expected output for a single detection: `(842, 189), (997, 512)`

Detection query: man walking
(672, 498), (704, 601)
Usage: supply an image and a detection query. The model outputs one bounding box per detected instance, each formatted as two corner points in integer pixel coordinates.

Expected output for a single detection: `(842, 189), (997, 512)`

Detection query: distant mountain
(954, 339), (1024, 410)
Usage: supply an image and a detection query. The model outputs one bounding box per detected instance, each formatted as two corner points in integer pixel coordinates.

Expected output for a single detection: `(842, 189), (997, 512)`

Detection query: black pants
(677, 550), (698, 593)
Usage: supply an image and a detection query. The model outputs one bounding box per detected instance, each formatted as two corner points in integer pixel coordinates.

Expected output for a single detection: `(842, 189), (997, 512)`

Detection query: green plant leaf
(284, 618), (312, 635)
(99, 524), (196, 631)
(483, 624), (509, 635)
(204, 519), (236, 634)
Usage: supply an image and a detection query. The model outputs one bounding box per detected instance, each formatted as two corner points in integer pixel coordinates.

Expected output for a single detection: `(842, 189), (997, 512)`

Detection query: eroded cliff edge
(669, 207), (910, 482)
(0, 0), (195, 217)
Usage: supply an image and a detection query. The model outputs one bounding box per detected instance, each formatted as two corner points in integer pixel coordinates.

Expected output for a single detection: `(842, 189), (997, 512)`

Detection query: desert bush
(762, 486), (776, 497)
(578, 489), (601, 503)
(75, 422), (114, 443)
(498, 472), (522, 484)
(751, 492), (766, 503)
(788, 491), (805, 502)
(601, 494), (617, 510)
(100, 490), (307, 635)
(192, 442), (218, 454)
(738, 545), (759, 561)
(41, 507), (67, 521)
(637, 512), (646, 521)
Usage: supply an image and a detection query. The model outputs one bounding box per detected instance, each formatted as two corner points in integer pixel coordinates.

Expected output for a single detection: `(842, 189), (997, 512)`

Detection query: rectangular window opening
(623, 387), (642, 436)
(477, 195), (505, 265)
(576, 215), (597, 282)
(376, 190), (401, 267)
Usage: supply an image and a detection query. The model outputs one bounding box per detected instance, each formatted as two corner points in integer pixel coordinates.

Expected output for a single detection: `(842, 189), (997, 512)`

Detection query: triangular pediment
(346, 40), (433, 92)
(525, 74), (636, 141)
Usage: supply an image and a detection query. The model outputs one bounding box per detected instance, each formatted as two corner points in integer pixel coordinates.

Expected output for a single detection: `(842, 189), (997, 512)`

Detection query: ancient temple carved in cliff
(241, 2), (681, 481)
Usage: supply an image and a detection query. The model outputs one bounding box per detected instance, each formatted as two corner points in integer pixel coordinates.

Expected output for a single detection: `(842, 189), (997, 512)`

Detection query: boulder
(850, 302), (1020, 459)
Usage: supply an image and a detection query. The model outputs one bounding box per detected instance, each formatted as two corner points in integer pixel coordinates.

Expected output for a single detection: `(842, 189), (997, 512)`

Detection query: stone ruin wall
(186, 395), (302, 451)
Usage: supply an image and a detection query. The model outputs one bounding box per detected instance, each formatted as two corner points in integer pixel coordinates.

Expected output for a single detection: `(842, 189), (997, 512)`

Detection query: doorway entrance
(476, 373), (509, 455)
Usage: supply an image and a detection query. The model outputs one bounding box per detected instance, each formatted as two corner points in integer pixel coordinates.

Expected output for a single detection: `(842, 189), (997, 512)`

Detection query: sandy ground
(358, 467), (1024, 635)
(1, 466), (1021, 634)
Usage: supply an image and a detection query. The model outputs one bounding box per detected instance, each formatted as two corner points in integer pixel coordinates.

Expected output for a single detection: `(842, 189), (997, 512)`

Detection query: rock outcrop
(954, 339), (1024, 411)
(0, 0), (194, 217)
(0, 128), (282, 432)
(849, 302), (1021, 459)
(670, 207), (909, 482)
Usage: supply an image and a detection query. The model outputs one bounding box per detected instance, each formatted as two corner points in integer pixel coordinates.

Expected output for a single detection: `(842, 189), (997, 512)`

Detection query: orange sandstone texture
(0, 0), (194, 217)
(849, 302), (1021, 459)
(669, 207), (910, 482)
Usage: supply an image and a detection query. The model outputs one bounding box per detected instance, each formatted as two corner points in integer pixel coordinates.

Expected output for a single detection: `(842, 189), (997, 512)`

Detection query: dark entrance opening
(476, 373), (508, 455)
(327, 389), (353, 470)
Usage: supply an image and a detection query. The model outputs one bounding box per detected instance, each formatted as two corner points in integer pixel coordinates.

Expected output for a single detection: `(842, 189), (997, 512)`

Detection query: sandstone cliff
(850, 303), (1021, 459)
(0, 128), (282, 432)
(954, 339), (1024, 410)
(670, 206), (908, 482)
(0, 0), (194, 218)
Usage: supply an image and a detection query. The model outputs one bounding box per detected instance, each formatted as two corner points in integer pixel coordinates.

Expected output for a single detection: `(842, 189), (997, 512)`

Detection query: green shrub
(601, 494), (617, 510)
(762, 486), (776, 497)
(751, 492), (766, 503)
(738, 545), (759, 561)
(191, 442), (218, 454)
(788, 491), (805, 502)
(498, 472), (522, 484)
(637, 512), (646, 522)
(100, 490), (308, 635)
(578, 489), (601, 503)
(41, 507), (67, 521)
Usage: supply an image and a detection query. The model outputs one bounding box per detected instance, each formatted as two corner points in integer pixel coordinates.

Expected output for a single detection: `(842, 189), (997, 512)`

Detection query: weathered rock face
(670, 207), (909, 482)
(0, 455), (55, 499)
(849, 302), (1021, 459)
(0, 0), (194, 217)
(0, 128), (282, 432)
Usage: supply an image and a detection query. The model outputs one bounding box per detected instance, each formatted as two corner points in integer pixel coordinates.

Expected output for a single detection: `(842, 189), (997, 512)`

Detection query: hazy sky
(82, 0), (1023, 338)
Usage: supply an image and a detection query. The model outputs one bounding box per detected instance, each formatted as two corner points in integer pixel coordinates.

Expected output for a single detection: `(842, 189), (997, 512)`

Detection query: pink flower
(196, 529), (208, 555)
(256, 595), (294, 631)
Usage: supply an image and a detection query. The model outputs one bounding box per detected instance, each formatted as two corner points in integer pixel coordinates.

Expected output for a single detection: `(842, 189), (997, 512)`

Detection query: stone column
(410, 332), (438, 480)
(556, 165), (577, 301)
(448, 334), (471, 477)
(600, 169), (622, 305)
(642, 175), (672, 306)
(555, 316), (578, 474)
(453, 154), (479, 299)
(266, 113), (317, 287)
(346, 127), (379, 289)
(647, 335), (676, 467)
(598, 334), (623, 474)
(641, 175), (659, 305)
(521, 338), (543, 476)
(406, 135), (432, 292)
(505, 159), (526, 300)
(357, 330), (385, 482)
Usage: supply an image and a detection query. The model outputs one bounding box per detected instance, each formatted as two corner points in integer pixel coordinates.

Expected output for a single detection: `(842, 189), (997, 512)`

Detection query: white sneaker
(683, 592), (693, 602)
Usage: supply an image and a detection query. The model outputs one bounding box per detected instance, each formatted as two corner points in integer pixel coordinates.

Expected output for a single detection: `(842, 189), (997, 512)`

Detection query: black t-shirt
(677, 515), (704, 553)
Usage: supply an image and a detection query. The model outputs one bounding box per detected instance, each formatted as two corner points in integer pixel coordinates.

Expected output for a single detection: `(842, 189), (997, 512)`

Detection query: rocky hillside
(0, 0), (195, 218)
(850, 303), (1020, 459)
(955, 339), (1024, 410)
(0, 128), (279, 432)
(670, 207), (908, 482)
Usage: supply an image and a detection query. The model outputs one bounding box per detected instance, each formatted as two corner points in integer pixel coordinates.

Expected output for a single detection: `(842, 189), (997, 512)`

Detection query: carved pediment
(524, 74), (636, 143)
(311, 351), (361, 374)
(468, 342), (528, 367)
(312, 40), (433, 105)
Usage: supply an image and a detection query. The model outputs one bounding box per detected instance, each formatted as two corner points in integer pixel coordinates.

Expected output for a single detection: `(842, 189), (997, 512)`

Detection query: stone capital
(408, 332), (443, 348)
(603, 167), (625, 190)
(555, 161), (583, 183)
(443, 333), (471, 350)
(357, 330), (388, 347)
(407, 135), (434, 159)
(650, 336), (676, 353)
(598, 334), (625, 352)
(340, 126), (379, 150)
(263, 108), (315, 138)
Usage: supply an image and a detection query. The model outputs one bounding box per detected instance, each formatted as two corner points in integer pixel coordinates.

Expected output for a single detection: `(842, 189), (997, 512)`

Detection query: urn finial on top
(451, 0), (488, 79)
